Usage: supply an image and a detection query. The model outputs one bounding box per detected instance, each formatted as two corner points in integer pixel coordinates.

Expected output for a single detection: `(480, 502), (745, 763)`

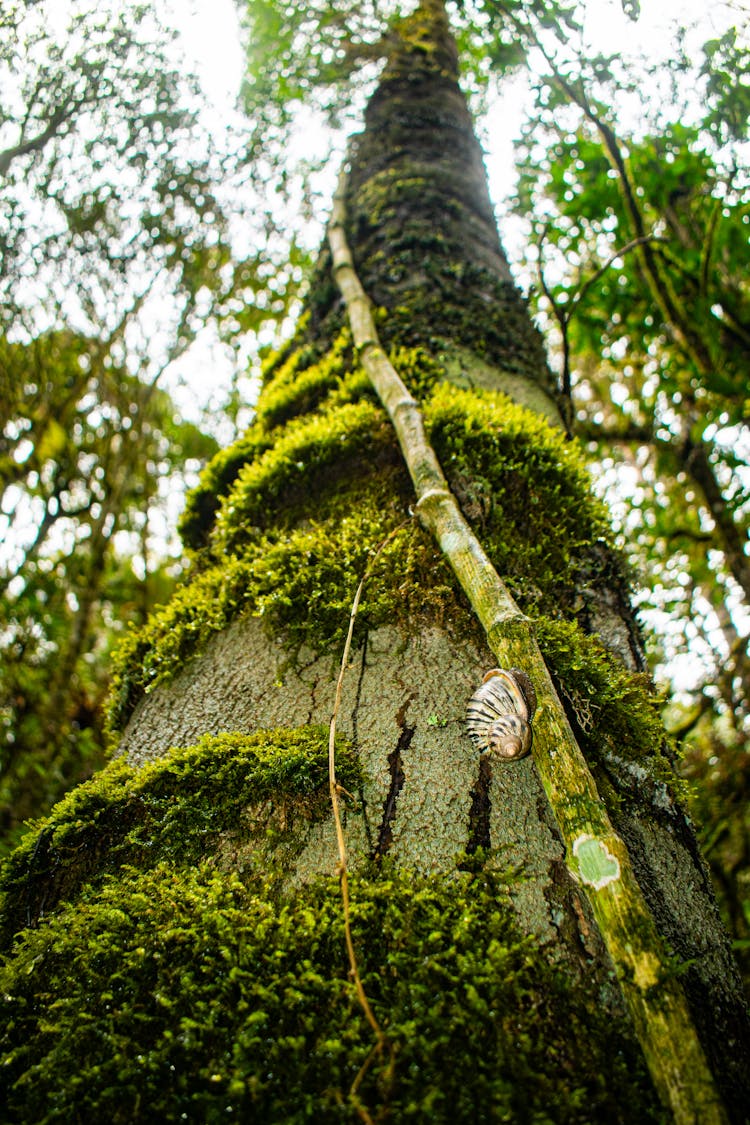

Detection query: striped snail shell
(466, 668), (537, 761)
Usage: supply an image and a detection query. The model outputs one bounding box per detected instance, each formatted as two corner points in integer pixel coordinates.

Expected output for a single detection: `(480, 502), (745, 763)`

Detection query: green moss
(259, 325), (306, 384)
(354, 170), (452, 232)
(425, 384), (621, 620)
(212, 400), (393, 555)
(178, 332), (364, 554)
(256, 327), (367, 431)
(347, 161), (553, 387)
(387, 343), (446, 398)
(0, 861), (661, 1123)
(109, 499), (455, 733)
(536, 617), (681, 793)
(178, 424), (275, 553)
(426, 383), (606, 522)
(178, 338), (440, 554)
(111, 374), (639, 737)
(0, 725), (358, 949)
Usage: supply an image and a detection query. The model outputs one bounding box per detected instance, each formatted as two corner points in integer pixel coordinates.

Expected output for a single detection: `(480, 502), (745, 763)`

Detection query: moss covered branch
(329, 164), (727, 1124)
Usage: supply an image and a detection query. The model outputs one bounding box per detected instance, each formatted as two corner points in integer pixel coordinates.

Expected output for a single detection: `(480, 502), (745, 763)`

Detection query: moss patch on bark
(109, 354), (639, 739)
(1, 858), (661, 1124)
(0, 725), (358, 950)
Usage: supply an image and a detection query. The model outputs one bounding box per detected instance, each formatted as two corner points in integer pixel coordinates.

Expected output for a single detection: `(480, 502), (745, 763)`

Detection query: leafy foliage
(492, 2), (750, 949)
(0, 0), (302, 846)
(2, 2), (217, 339)
(0, 330), (218, 847)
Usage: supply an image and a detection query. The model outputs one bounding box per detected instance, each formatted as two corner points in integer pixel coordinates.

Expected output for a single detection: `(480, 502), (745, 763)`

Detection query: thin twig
(537, 224), (663, 435)
(700, 197), (721, 299)
(329, 520), (409, 1118)
(569, 233), (666, 314)
(535, 223), (573, 422)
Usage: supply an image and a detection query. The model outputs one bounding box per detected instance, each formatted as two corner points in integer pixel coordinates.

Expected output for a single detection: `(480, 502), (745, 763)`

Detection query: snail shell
(466, 668), (537, 761)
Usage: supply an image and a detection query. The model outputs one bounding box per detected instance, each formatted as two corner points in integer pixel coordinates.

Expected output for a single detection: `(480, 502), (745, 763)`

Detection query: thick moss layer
(108, 493), (455, 733)
(111, 378), (640, 736)
(211, 400), (394, 554)
(256, 326), (368, 432)
(178, 425), (277, 553)
(177, 329), (355, 554)
(426, 384), (617, 616)
(0, 725), (358, 949)
(178, 336), (439, 555)
(536, 618), (678, 793)
(1, 860), (661, 1124)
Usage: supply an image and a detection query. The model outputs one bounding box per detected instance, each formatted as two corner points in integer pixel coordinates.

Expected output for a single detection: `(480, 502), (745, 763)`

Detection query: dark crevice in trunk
(467, 754), (492, 854)
(351, 631), (369, 750)
(353, 634), (377, 855)
(373, 725), (412, 859)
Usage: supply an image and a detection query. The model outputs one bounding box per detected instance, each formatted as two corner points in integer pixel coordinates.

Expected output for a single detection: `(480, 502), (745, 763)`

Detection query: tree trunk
(1, 3), (748, 1122)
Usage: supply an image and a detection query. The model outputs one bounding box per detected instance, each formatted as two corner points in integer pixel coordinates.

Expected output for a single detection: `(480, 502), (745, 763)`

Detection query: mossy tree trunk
(2, 2), (749, 1122)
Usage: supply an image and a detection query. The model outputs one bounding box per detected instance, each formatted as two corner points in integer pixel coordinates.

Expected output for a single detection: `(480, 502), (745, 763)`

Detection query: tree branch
(682, 436), (750, 603)
(0, 99), (78, 177)
(491, 0), (717, 378)
(537, 228), (665, 436)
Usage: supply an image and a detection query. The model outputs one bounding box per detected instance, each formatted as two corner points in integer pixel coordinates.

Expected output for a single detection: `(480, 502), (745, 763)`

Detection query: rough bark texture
(2, 2), (749, 1122)
(119, 615), (611, 973)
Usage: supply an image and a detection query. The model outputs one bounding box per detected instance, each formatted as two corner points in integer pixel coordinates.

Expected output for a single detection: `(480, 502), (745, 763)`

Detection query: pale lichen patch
(573, 834), (622, 890)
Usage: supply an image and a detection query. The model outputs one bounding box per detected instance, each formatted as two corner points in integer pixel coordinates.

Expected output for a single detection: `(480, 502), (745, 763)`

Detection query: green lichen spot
(573, 835), (622, 890)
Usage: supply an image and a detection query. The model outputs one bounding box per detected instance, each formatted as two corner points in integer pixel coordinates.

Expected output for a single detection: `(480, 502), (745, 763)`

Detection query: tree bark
(113, 1), (750, 1114)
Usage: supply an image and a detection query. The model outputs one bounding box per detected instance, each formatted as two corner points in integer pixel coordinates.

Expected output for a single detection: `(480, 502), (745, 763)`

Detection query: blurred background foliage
(488, 0), (750, 972)
(0, 330), (218, 842)
(0, 0), (305, 848)
(1, 0), (748, 977)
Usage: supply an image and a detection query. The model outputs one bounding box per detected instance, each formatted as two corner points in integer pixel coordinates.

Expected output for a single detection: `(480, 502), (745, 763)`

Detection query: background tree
(0, 329), (217, 843)
(499, 1), (750, 963)
(1, 1), (749, 1121)
(0, 0), (303, 845)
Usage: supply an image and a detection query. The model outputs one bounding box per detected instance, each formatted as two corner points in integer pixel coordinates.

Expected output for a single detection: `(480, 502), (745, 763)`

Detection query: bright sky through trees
(172, 0), (744, 209)
(13, 0), (745, 699)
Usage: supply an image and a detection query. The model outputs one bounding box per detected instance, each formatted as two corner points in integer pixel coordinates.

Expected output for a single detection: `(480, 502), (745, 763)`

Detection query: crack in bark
(353, 635), (377, 854)
(372, 725), (412, 859)
(467, 754), (492, 854)
(351, 632), (369, 749)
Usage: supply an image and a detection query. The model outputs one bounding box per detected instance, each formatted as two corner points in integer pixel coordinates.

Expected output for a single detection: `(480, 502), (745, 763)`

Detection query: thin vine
(328, 521), (409, 1121)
